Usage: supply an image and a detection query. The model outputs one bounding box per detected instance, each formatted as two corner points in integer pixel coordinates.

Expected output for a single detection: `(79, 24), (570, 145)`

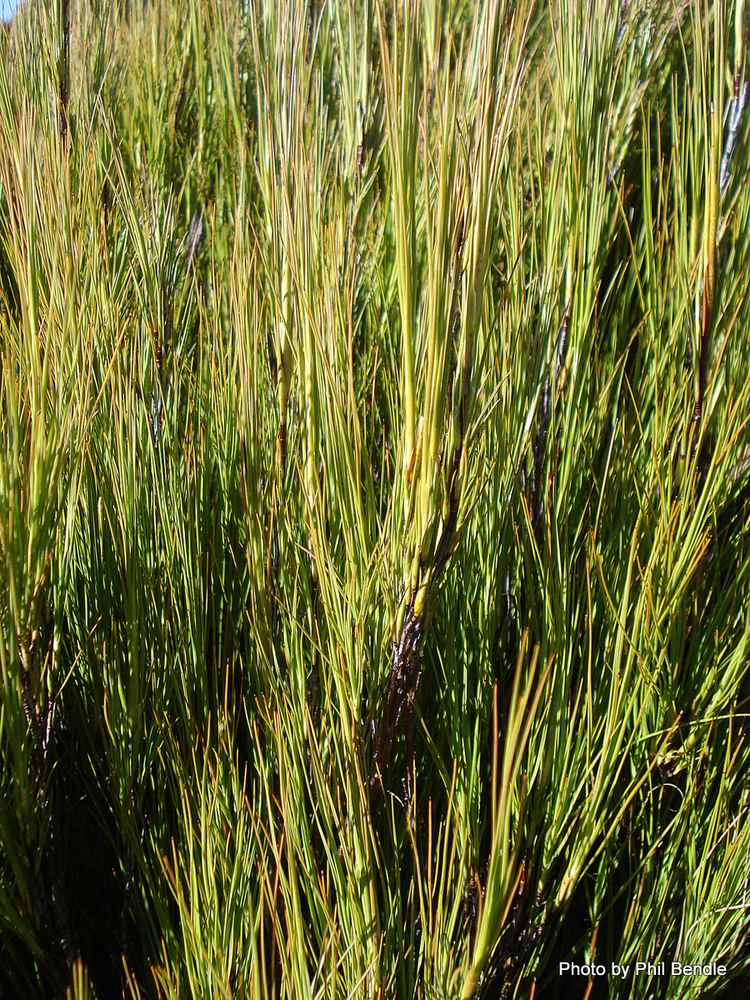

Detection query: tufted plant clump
(1, 1), (750, 998)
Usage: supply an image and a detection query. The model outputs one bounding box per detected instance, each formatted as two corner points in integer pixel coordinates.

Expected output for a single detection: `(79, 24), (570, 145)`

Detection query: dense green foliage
(1, 0), (750, 997)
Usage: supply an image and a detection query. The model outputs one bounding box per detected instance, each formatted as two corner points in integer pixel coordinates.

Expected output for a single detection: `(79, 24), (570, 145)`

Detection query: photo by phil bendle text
(559, 962), (729, 978)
